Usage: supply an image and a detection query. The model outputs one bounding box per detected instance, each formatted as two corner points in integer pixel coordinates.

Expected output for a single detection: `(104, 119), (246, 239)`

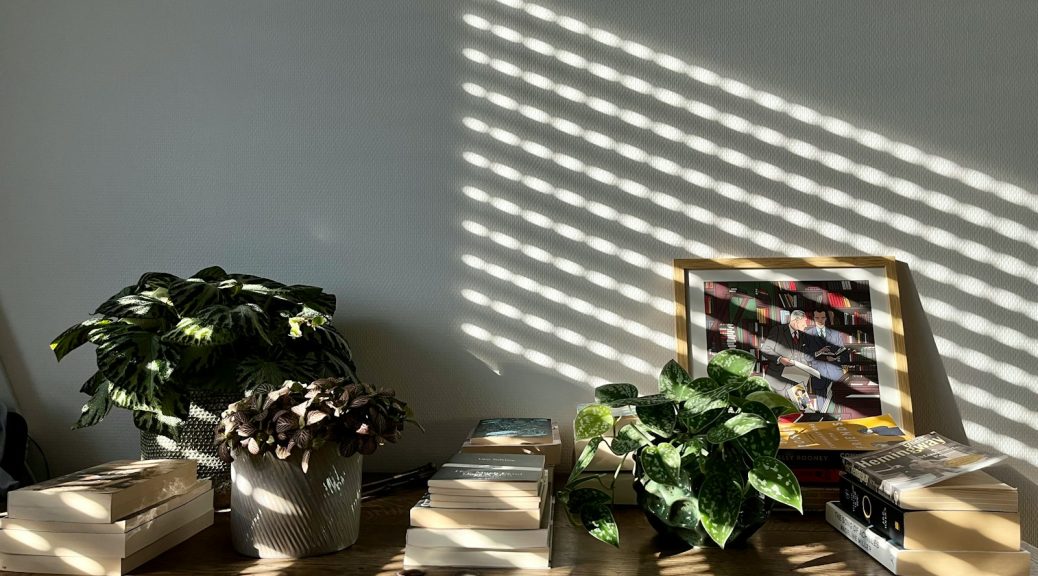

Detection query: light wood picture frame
(674, 257), (913, 434)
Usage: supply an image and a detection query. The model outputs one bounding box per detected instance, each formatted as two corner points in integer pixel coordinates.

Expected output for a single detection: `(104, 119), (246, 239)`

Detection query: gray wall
(2, 0), (1036, 542)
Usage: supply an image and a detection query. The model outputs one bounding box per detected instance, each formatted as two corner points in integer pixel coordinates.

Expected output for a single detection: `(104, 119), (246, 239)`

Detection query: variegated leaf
(568, 436), (603, 484)
(280, 285), (336, 315)
(698, 466), (743, 547)
(640, 443), (681, 485)
(606, 393), (671, 408)
(706, 413), (767, 444)
(677, 398), (727, 434)
(609, 422), (652, 455)
(94, 294), (174, 320)
(564, 487), (611, 515)
(636, 400), (677, 435)
(707, 348), (755, 387)
(594, 383), (639, 404)
(50, 318), (109, 361)
(309, 324), (357, 381)
(132, 410), (183, 441)
(580, 503), (619, 547)
(672, 499), (701, 531)
(679, 435), (709, 471)
(745, 390), (801, 416)
(658, 359), (698, 401)
(168, 277), (224, 316)
(135, 272), (179, 291)
(749, 456), (803, 513)
(574, 404), (613, 440)
(735, 400), (780, 460)
(738, 375), (773, 396)
(190, 266), (228, 281)
(90, 323), (184, 417)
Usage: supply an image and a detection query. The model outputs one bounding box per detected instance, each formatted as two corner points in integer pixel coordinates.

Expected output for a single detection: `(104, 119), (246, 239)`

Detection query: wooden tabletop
(123, 485), (901, 576)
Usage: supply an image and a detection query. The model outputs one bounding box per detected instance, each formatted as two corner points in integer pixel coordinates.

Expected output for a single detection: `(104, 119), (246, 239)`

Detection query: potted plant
(215, 377), (418, 558)
(560, 351), (803, 548)
(49, 266), (357, 494)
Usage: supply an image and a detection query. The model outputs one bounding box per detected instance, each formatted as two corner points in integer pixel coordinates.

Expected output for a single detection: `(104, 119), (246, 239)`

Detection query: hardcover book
(839, 473), (1020, 551)
(842, 432), (1008, 505)
(6, 460), (198, 523)
(826, 502), (1030, 576)
(467, 418), (553, 446)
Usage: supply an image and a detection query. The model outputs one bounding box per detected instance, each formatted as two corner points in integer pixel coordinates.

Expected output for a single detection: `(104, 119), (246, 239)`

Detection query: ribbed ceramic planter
(230, 447), (362, 559)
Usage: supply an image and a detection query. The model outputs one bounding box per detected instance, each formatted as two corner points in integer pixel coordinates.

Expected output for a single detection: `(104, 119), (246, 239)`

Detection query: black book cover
(839, 472), (907, 547)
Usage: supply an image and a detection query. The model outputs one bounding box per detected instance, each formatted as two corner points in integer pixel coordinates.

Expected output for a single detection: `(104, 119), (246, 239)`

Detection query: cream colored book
(403, 546), (550, 569)
(427, 493), (541, 510)
(0, 509), (213, 576)
(6, 460), (198, 523)
(0, 480), (210, 533)
(410, 476), (546, 530)
(0, 488), (213, 558)
(406, 494), (554, 550)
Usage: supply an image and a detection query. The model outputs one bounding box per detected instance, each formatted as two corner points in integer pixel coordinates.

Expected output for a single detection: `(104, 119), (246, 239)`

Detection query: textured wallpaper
(1, 0), (1036, 542)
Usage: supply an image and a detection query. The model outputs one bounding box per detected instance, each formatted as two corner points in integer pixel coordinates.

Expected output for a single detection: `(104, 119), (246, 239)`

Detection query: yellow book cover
(779, 415), (911, 451)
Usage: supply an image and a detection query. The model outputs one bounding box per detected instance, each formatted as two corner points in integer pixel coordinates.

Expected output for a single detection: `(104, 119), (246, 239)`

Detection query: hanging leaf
(707, 349), (755, 387)
(698, 466), (743, 547)
(568, 436), (603, 484)
(640, 443), (681, 485)
(564, 487), (612, 515)
(735, 401), (781, 460)
(594, 383), (639, 404)
(749, 456), (803, 513)
(580, 503), (619, 547)
(72, 382), (114, 430)
(90, 323), (184, 417)
(706, 413), (767, 444)
(132, 410), (183, 441)
(50, 318), (109, 361)
(636, 400), (677, 436)
(574, 404), (614, 440)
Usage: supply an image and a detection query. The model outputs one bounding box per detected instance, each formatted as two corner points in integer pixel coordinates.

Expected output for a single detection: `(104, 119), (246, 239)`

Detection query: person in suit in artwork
(760, 310), (815, 410)
(804, 309), (846, 407)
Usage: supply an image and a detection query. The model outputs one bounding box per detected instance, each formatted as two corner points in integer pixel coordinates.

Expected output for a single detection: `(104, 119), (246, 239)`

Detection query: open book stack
(459, 418), (561, 467)
(779, 414), (912, 512)
(0, 460), (213, 576)
(405, 451), (552, 569)
(827, 433), (1029, 576)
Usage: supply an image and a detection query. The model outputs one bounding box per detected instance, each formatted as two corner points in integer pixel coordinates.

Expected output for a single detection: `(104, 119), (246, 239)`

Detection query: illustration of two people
(760, 309), (844, 413)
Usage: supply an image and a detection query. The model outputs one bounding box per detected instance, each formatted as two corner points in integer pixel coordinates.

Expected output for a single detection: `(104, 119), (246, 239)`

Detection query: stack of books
(404, 451), (552, 569)
(827, 433), (1030, 576)
(778, 414), (911, 511)
(460, 418), (561, 467)
(0, 460), (213, 576)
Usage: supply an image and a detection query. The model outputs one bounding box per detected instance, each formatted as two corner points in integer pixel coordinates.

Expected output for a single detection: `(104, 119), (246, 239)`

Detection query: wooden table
(127, 486), (901, 576)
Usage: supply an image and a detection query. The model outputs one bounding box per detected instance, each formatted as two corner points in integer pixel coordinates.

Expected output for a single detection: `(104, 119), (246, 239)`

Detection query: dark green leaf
(677, 401), (727, 434)
(79, 372), (105, 395)
(574, 404), (613, 440)
(72, 382), (114, 429)
(706, 413), (767, 444)
(280, 285), (336, 315)
(698, 466), (743, 547)
(735, 401), (781, 460)
(564, 487), (611, 515)
(636, 400), (677, 436)
(605, 393), (671, 408)
(135, 272), (179, 291)
(672, 500), (701, 531)
(568, 436), (603, 484)
(94, 294), (174, 320)
(749, 456), (802, 513)
(168, 277), (224, 316)
(90, 323), (184, 416)
(50, 318), (108, 361)
(746, 390), (801, 416)
(132, 410), (183, 441)
(659, 360), (698, 401)
(580, 503), (619, 547)
(707, 349), (755, 387)
(640, 443), (680, 485)
(594, 383), (639, 404)
(680, 435), (709, 471)
(190, 266), (228, 281)
(738, 376), (773, 396)
(609, 422), (652, 455)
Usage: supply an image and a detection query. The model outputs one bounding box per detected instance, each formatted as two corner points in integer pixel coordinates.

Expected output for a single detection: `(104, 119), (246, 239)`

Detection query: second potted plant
(215, 377), (419, 558)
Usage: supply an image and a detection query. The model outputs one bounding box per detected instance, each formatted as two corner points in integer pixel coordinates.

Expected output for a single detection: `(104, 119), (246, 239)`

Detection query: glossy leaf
(637, 400), (677, 436)
(72, 382), (114, 430)
(640, 443), (681, 485)
(698, 466), (743, 547)
(749, 456), (803, 513)
(677, 401), (727, 434)
(609, 422), (652, 455)
(605, 393), (671, 408)
(94, 294), (174, 320)
(132, 410), (182, 441)
(707, 349), (755, 387)
(574, 404), (614, 440)
(735, 401), (781, 460)
(745, 390), (800, 416)
(564, 487), (611, 515)
(594, 383), (639, 404)
(737, 375), (773, 396)
(659, 360), (698, 401)
(706, 413), (767, 444)
(580, 503), (619, 547)
(50, 318), (108, 361)
(568, 436), (603, 484)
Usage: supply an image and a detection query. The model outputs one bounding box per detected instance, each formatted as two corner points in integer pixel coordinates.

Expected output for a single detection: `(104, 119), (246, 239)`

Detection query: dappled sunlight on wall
(454, 0), (1038, 532)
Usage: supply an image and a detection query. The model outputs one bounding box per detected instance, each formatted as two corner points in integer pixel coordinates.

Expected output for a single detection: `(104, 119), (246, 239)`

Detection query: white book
(0, 480), (211, 534)
(825, 502), (1030, 576)
(6, 460), (197, 523)
(407, 495), (554, 550)
(428, 493), (541, 510)
(0, 488), (213, 558)
(0, 509), (213, 576)
(403, 546), (549, 569)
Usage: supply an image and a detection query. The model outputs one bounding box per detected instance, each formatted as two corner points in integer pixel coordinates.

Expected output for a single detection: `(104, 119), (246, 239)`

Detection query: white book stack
(0, 459), (213, 576)
(404, 451), (553, 569)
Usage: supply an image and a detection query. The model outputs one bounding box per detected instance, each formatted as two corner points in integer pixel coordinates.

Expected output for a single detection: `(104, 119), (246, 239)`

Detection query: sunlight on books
(56, 493), (110, 521)
(5, 529), (52, 552)
(487, 0), (1038, 218)
(54, 549), (106, 575)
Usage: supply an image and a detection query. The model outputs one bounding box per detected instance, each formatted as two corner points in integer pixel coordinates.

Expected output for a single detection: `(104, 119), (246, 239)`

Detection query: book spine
(825, 502), (899, 574)
(842, 458), (894, 504)
(779, 450), (848, 468)
(839, 474), (907, 547)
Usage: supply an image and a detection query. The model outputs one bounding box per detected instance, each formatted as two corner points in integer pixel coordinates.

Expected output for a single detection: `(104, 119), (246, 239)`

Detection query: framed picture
(673, 257), (913, 434)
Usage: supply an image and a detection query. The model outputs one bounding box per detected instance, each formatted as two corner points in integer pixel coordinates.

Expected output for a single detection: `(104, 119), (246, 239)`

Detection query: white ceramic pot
(230, 447), (362, 558)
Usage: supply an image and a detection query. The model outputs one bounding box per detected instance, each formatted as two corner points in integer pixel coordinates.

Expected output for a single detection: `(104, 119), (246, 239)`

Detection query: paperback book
(466, 418), (553, 446)
(427, 452), (545, 492)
